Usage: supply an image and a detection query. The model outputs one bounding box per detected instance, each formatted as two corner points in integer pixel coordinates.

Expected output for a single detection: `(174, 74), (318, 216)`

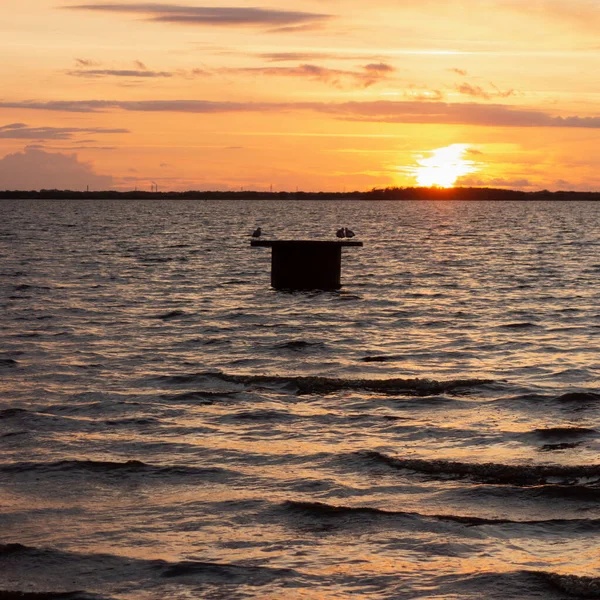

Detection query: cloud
(449, 68), (468, 76)
(3, 99), (599, 129)
(457, 175), (534, 189)
(0, 147), (113, 190)
(24, 143), (116, 151)
(261, 52), (345, 62)
(66, 4), (332, 30)
(220, 62), (395, 88)
(0, 123), (129, 139)
(75, 58), (100, 67)
(259, 52), (385, 62)
(67, 69), (174, 78)
(456, 82), (515, 100)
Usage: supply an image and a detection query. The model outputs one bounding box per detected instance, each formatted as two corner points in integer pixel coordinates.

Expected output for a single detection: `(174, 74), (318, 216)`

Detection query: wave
(540, 442), (582, 452)
(531, 427), (598, 440)
(283, 500), (600, 530)
(160, 560), (296, 583)
(150, 310), (189, 320)
(0, 591), (110, 600)
(0, 543), (297, 588)
(497, 322), (540, 329)
(359, 451), (600, 486)
(361, 355), (394, 362)
(157, 371), (494, 396)
(0, 408), (29, 419)
(433, 570), (600, 598)
(160, 390), (239, 403)
(555, 391), (600, 404)
(0, 358), (18, 368)
(534, 571), (600, 598)
(274, 340), (327, 351)
(0, 459), (238, 480)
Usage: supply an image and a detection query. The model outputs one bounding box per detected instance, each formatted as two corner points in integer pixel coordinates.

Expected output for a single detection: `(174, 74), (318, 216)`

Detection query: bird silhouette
(251, 227), (262, 238)
(336, 227), (345, 238)
(344, 228), (355, 238)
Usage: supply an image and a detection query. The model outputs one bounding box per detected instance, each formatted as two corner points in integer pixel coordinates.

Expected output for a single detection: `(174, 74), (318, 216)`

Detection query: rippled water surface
(2, 198), (600, 599)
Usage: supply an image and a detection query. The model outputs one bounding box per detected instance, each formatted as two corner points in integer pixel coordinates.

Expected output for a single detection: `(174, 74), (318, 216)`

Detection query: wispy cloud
(3, 100), (599, 128)
(65, 4), (332, 30)
(0, 123), (128, 139)
(25, 143), (117, 151)
(67, 69), (174, 78)
(456, 82), (515, 100)
(75, 57), (100, 67)
(221, 62), (395, 88)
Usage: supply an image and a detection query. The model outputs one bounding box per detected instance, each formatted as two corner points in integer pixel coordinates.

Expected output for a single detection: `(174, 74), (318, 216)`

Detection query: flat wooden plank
(251, 240), (363, 247)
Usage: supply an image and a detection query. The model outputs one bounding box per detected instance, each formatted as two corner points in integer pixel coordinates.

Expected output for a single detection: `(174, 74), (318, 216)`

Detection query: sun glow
(414, 144), (478, 188)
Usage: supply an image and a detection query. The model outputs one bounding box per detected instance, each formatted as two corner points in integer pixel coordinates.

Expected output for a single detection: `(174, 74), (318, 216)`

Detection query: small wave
(0, 591), (108, 600)
(0, 358), (18, 368)
(160, 390), (239, 403)
(555, 392), (600, 403)
(0, 544), (294, 590)
(284, 500), (509, 526)
(0, 270), (26, 277)
(0, 459), (237, 480)
(361, 355), (394, 362)
(13, 284), (51, 291)
(161, 560), (295, 583)
(228, 409), (294, 422)
(0, 408), (28, 419)
(158, 371), (494, 396)
(532, 427), (598, 440)
(102, 418), (159, 426)
(283, 500), (599, 528)
(137, 255), (176, 263)
(540, 442), (582, 452)
(498, 322), (540, 329)
(435, 570), (600, 598)
(151, 310), (188, 320)
(359, 451), (600, 486)
(274, 340), (326, 351)
(534, 571), (600, 598)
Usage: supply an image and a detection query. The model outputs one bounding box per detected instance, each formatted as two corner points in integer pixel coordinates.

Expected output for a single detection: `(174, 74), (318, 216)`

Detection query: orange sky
(0, 0), (599, 191)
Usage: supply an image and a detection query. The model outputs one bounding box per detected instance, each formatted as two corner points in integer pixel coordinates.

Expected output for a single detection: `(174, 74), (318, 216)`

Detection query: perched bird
(336, 227), (345, 238)
(344, 228), (356, 238)
(251, 227), (262, 238)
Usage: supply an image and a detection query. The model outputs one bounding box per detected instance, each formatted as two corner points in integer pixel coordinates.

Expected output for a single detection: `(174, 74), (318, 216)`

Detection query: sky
(0, 0), (599, 191)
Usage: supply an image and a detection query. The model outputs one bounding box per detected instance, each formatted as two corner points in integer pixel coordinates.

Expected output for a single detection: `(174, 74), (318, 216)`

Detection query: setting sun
(414, 144), (478, 188)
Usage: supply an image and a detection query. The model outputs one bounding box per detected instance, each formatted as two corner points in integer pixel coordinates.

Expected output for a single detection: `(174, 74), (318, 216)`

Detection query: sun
(414, 144), (478, 188)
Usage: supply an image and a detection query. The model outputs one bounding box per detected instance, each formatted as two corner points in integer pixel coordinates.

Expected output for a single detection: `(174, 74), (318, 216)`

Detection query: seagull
(251, 227), (262, 238)
(336, 227), (345, 238)
(344, 228), (356, 238)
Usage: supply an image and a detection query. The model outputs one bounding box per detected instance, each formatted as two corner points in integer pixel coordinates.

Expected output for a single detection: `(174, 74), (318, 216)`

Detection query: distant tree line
(1, 187), (599, 201)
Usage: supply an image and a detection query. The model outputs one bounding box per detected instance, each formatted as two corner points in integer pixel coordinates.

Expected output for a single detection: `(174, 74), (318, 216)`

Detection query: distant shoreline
(1, 187), (599, 201)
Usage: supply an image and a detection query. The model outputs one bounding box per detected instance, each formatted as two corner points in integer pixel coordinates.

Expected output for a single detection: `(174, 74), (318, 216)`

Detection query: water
(1, 198), (600, 599)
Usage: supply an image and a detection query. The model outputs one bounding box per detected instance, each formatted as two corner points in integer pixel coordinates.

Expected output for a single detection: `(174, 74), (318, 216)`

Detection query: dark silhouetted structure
(251, 240), (362, 290)
(251, 227), (262, 237)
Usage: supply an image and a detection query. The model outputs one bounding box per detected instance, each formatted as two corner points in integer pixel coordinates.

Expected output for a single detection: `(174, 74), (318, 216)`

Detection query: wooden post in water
(251, 240), (363, 290)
